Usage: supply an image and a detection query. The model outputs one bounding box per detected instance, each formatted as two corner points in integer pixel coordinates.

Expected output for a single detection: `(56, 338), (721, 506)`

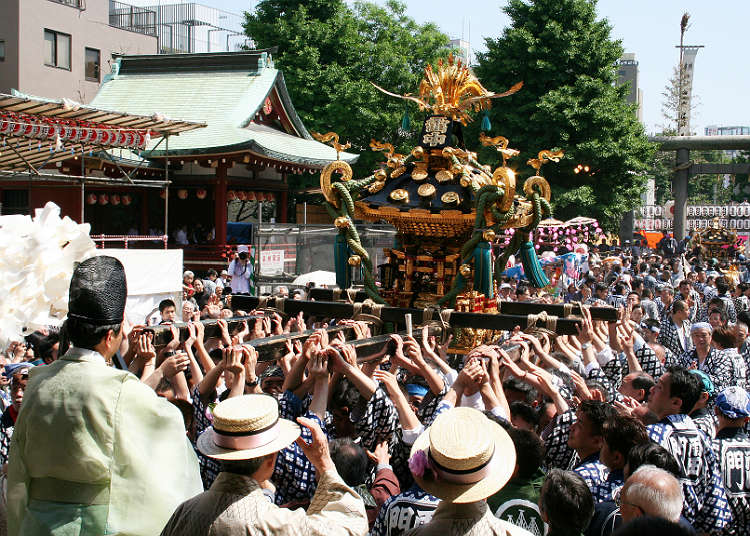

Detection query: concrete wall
(4, 0), (156, 102)
(0, 1), (21, 95)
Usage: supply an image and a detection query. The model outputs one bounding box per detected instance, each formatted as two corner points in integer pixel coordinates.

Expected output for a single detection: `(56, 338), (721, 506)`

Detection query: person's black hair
(37, 330), (60, 362)
(716, 277), (729, 295)
(510, 401), (540, 428)
(329, 437), (369, 487)
(612, 516), (694, 536)
(503, 377), (537, 403)
(642, 288), (653, 299)
(595, 283), (608, 293)
(507, 426), (545, 479)
(539, 469), (594, 533)
(738, 310), (750, 327)
(614, 283), (625, 296)
(711, 326), (737, 349)
(602, 414), (649, 459)
(578, 400), (617, 436)
(665, 366), (702, 415)
(631, 372), (656, 401)
(516, 285), (530, 296)
(207, 269), (218, 278)
(643, 318), (660, 331)
(626, 442), (683, 479)
(627, 291), (640, 300)
(707, 296), (725, 310)
(65, 317), (122, 350)
(221, 455), (272, 477)
(159, 299), (176, 313)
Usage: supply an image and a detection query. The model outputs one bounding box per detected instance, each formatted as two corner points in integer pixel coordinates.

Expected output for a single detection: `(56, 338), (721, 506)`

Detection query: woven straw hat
(197, 394), (300, 460)
(410, 407), (515, 503)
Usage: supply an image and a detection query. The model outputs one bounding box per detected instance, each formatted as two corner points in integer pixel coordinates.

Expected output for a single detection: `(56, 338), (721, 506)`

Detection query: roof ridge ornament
(371, 54), (523, 126)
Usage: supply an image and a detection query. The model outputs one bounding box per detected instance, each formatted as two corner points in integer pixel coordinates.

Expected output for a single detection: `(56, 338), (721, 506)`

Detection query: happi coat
(6, 347), (203, 535)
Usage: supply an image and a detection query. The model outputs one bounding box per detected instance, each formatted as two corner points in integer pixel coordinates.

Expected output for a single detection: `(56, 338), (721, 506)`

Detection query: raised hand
(161, 351), (189, 378)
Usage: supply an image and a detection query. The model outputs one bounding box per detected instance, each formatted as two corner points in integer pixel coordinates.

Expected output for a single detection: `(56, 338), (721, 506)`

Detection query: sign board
(260, 249), (285, 275)
(100, 248), (183, 325)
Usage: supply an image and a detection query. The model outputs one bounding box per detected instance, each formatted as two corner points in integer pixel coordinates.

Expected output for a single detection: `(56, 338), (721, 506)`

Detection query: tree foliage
(245, 0), (451, 179)
(473, 0), (654, 230)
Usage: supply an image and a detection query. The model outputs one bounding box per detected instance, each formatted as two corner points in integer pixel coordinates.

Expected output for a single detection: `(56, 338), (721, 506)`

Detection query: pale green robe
(7, 348), (203, 535)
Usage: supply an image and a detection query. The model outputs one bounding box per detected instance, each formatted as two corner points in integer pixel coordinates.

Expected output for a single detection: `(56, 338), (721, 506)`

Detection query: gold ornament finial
(527, 149), (564, 174)
(371, 54), (523, 125)
(479, 132), (520, 166)
(312, 131), (352, 159)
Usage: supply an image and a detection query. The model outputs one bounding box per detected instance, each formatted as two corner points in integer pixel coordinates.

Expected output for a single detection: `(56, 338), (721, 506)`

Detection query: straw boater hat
(197, 394), (300, 460)
(409, 407), (515, 504)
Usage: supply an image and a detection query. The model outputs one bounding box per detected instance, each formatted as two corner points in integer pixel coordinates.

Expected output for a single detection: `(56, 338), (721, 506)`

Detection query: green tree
(473, 0), (654, 230)
(245, 0), (451, 177)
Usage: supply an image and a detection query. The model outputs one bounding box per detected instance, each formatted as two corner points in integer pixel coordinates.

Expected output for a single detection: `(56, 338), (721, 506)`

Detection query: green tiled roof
(89, 52), (357, 167)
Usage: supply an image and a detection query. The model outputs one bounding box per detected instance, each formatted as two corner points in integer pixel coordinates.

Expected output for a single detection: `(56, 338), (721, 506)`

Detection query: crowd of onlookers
(1, 239), (749, 536)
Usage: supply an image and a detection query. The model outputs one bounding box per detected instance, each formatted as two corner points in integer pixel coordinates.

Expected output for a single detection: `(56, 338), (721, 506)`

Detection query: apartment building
(0, 0), (157, 103)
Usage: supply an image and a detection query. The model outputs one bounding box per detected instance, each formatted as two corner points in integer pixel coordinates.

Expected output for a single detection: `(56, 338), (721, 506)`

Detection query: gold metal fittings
(418, 184), (436, 198)
(441, 191), (461, 204)
(390, 189), (409, 202)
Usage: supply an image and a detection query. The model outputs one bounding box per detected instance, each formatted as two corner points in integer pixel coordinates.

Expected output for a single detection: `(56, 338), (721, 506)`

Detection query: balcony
(109, 1), (158, 37)
(49, 0), (86, 8)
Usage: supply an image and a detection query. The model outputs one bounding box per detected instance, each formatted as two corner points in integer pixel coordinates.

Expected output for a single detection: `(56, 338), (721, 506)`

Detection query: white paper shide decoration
(0, 202), (95, 347)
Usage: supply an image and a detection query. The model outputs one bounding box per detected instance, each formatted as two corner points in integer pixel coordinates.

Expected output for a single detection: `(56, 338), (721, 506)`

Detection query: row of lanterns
(85, 189), (278, 206)
(636, 219), (750, 231)
(640, 204), (750, 218)
(227, 191), (276, 202)
(86, 194), (133, 206)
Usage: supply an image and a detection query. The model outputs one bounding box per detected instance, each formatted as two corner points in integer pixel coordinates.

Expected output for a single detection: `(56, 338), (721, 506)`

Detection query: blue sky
(159, 0), (750, 135)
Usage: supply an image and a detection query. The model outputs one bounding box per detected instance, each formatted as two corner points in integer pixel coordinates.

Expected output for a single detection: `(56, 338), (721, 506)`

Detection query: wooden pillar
(215, 164), (228, 245)
(280, 172), (289, 223)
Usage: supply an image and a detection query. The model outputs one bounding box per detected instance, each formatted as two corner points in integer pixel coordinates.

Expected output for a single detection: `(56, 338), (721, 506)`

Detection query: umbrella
(538, 218), (567, 228)
(292, 270), (338, 287)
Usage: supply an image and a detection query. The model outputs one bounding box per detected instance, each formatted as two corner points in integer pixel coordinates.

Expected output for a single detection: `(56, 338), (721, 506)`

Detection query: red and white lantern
(111, 194), (121, 206)
(87, 193), (97, 205)
(196, 189), (207, 200)
(177, 189), (188, 200)
(122, 195), (132, 206)
(98, 194), (109, 206)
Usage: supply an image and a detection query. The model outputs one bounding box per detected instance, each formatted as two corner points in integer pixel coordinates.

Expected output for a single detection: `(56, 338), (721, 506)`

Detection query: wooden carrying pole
(306, 288), (618, 322)
(230, 296), (585, 335)
(146, 316), (525, 363)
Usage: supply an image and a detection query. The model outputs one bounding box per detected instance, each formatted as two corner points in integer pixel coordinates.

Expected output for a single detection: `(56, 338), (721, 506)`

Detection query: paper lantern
(86, 193), (97, 205)
(227, 190), (236, 201)
(122, 195), (132, 206)
(111, 194), (121, 206)
(159, 190), (167, 199)
(177, 189), (188, 200)
(98, 194), (109, 206)
(246, 191), (257, 201)
(196, 189), (207, 200)
(267, 193), (276, 202)
(237, 191), (247, 201)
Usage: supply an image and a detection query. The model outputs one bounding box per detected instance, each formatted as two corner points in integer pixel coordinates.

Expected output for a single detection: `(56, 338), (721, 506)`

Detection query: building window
(0, 190), (29, 216)
(85, 47), (100, 82)
(44, 29), (71, 70)
(0, 40), (5, 62)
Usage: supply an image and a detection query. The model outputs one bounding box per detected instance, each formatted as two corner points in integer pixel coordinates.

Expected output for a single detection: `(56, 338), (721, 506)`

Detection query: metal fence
(254, 223), (397, 291)
(109, 1), (158, 36)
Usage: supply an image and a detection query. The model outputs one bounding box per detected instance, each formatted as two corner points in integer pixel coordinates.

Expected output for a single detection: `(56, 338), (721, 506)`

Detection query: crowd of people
(0, 239), (749, 536)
